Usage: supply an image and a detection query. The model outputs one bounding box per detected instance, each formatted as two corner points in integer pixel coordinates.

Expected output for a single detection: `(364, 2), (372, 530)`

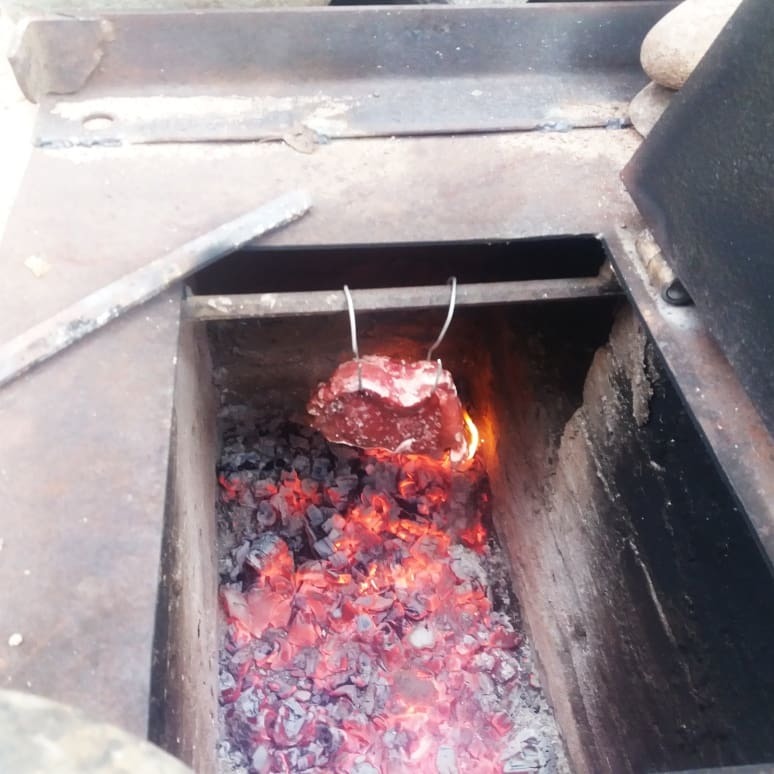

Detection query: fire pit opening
(151, 238), (774, 774)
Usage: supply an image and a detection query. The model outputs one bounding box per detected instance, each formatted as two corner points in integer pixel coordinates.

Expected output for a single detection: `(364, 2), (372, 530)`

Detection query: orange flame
(463, 410), (480, 461)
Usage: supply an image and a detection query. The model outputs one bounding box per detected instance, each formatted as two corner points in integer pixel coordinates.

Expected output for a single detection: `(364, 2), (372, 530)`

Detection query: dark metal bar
(182, 272), (621, 322)
(0, 190), (311, 388)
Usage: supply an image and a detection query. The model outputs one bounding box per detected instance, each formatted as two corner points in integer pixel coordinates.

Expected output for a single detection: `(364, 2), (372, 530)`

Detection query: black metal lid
(622, 0), (774, 434)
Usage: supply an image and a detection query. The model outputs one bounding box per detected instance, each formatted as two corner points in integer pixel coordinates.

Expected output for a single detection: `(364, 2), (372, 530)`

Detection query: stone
(641, 0), (743, 90)
(0, 690), (193, 773)
(629, 81), (675, 138)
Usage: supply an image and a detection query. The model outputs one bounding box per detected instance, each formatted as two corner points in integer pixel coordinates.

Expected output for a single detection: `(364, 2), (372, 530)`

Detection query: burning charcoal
(223, 538), (251, 580)
(270, 492), (290, 521)
(354, 595), (393, 615)
(328, 551), (349, 570)
(403, 597), (429, 621)
(322, 514), (347, 534)
(311, 457), (332, 481)
(361, 681), (377, 717)
(436, 745), (459, 774)
(217, 415), (559, 774)
(250, 745), (272, 774)
(449, 544), (489, 586)
(313, 536), (335, 559)
(236, 451), (264, 470)
(221, 586), (250, 623)
(300, 477), (318, 497)
(272, 698), (310, 746)
(218, 740), (249, 774)
(245, 534), (294, 581)
(407, 624), (435, 650)
(289, 434), (311, 451)
(256, 437), (276, 457)
(306, 504), (324, 527)
(234, 687), (262, 721)
(416, 495), (431, 517)
(393, 668), (438, 705)
(256, 500), (277, 528)
(494, 654), (520, 683)
(252, 479), (280, 499)
(328, 473), (360, 504)
(455, 634), (479, 656)
(478, 672), (496, 695)
(501, 728), (545, 772)
(472, 651), (496, 673)
(331, 684), (359, 703)
(220, 671), (239, 703)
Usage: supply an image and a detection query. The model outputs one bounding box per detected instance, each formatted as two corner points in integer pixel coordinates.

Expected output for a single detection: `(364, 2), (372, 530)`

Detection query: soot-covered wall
(480, 304), (774, 773)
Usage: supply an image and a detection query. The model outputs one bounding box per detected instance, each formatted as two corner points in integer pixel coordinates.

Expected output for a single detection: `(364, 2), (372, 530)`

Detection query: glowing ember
(217, 414), (560, 774)
(463, 410), (480, 462)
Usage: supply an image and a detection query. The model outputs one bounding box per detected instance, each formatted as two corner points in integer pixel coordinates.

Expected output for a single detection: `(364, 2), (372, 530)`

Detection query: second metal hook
(343, 284), (363, 391)
(427, 276), (457, 361)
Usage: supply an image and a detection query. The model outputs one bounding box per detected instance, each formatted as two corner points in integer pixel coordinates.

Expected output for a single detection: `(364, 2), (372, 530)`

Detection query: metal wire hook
(427, 276), (457, 361)
(433, 358), (443, 389)
(343, 284), (363, 391)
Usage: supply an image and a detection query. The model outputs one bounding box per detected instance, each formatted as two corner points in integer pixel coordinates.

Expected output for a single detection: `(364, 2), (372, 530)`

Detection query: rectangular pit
(150, 238), (774, 774)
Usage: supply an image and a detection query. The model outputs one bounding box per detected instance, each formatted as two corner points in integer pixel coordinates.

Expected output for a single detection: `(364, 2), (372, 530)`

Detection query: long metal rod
(183, 273), (621, 322)
(0, 190), (312, 389)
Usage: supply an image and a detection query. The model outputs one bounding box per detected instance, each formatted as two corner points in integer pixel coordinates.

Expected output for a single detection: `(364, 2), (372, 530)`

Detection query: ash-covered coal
(217, 406), (564, 774)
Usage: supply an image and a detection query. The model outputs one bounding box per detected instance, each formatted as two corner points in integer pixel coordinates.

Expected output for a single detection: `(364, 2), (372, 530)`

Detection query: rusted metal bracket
(7, 2), (676, 147)
(183, 271), (621, 322)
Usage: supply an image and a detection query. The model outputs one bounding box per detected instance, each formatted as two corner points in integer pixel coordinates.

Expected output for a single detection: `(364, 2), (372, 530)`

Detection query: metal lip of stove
(9, 1), (677, 147)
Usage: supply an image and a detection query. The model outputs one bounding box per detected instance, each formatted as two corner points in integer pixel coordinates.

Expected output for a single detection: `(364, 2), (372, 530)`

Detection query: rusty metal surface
(607, 229), (774, 574)
(184, 272), (622, 321)
(0, 292), (180, 737)
(10, 2), (675, 146)
(1, 131), (643, 286)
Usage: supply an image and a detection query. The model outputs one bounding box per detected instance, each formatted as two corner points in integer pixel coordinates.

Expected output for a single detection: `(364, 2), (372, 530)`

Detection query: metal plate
(9, 2), (675, 146)
(622, 0), (774, 436)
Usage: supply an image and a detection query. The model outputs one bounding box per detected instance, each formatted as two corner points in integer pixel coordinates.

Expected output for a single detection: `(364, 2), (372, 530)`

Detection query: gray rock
(629, 81), (675, 138)
(641, 0), (742, 90)
(0, 689), (192, 774)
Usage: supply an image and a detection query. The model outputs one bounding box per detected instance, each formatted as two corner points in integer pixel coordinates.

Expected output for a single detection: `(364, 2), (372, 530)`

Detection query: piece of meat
(307, 355), (469, 463)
